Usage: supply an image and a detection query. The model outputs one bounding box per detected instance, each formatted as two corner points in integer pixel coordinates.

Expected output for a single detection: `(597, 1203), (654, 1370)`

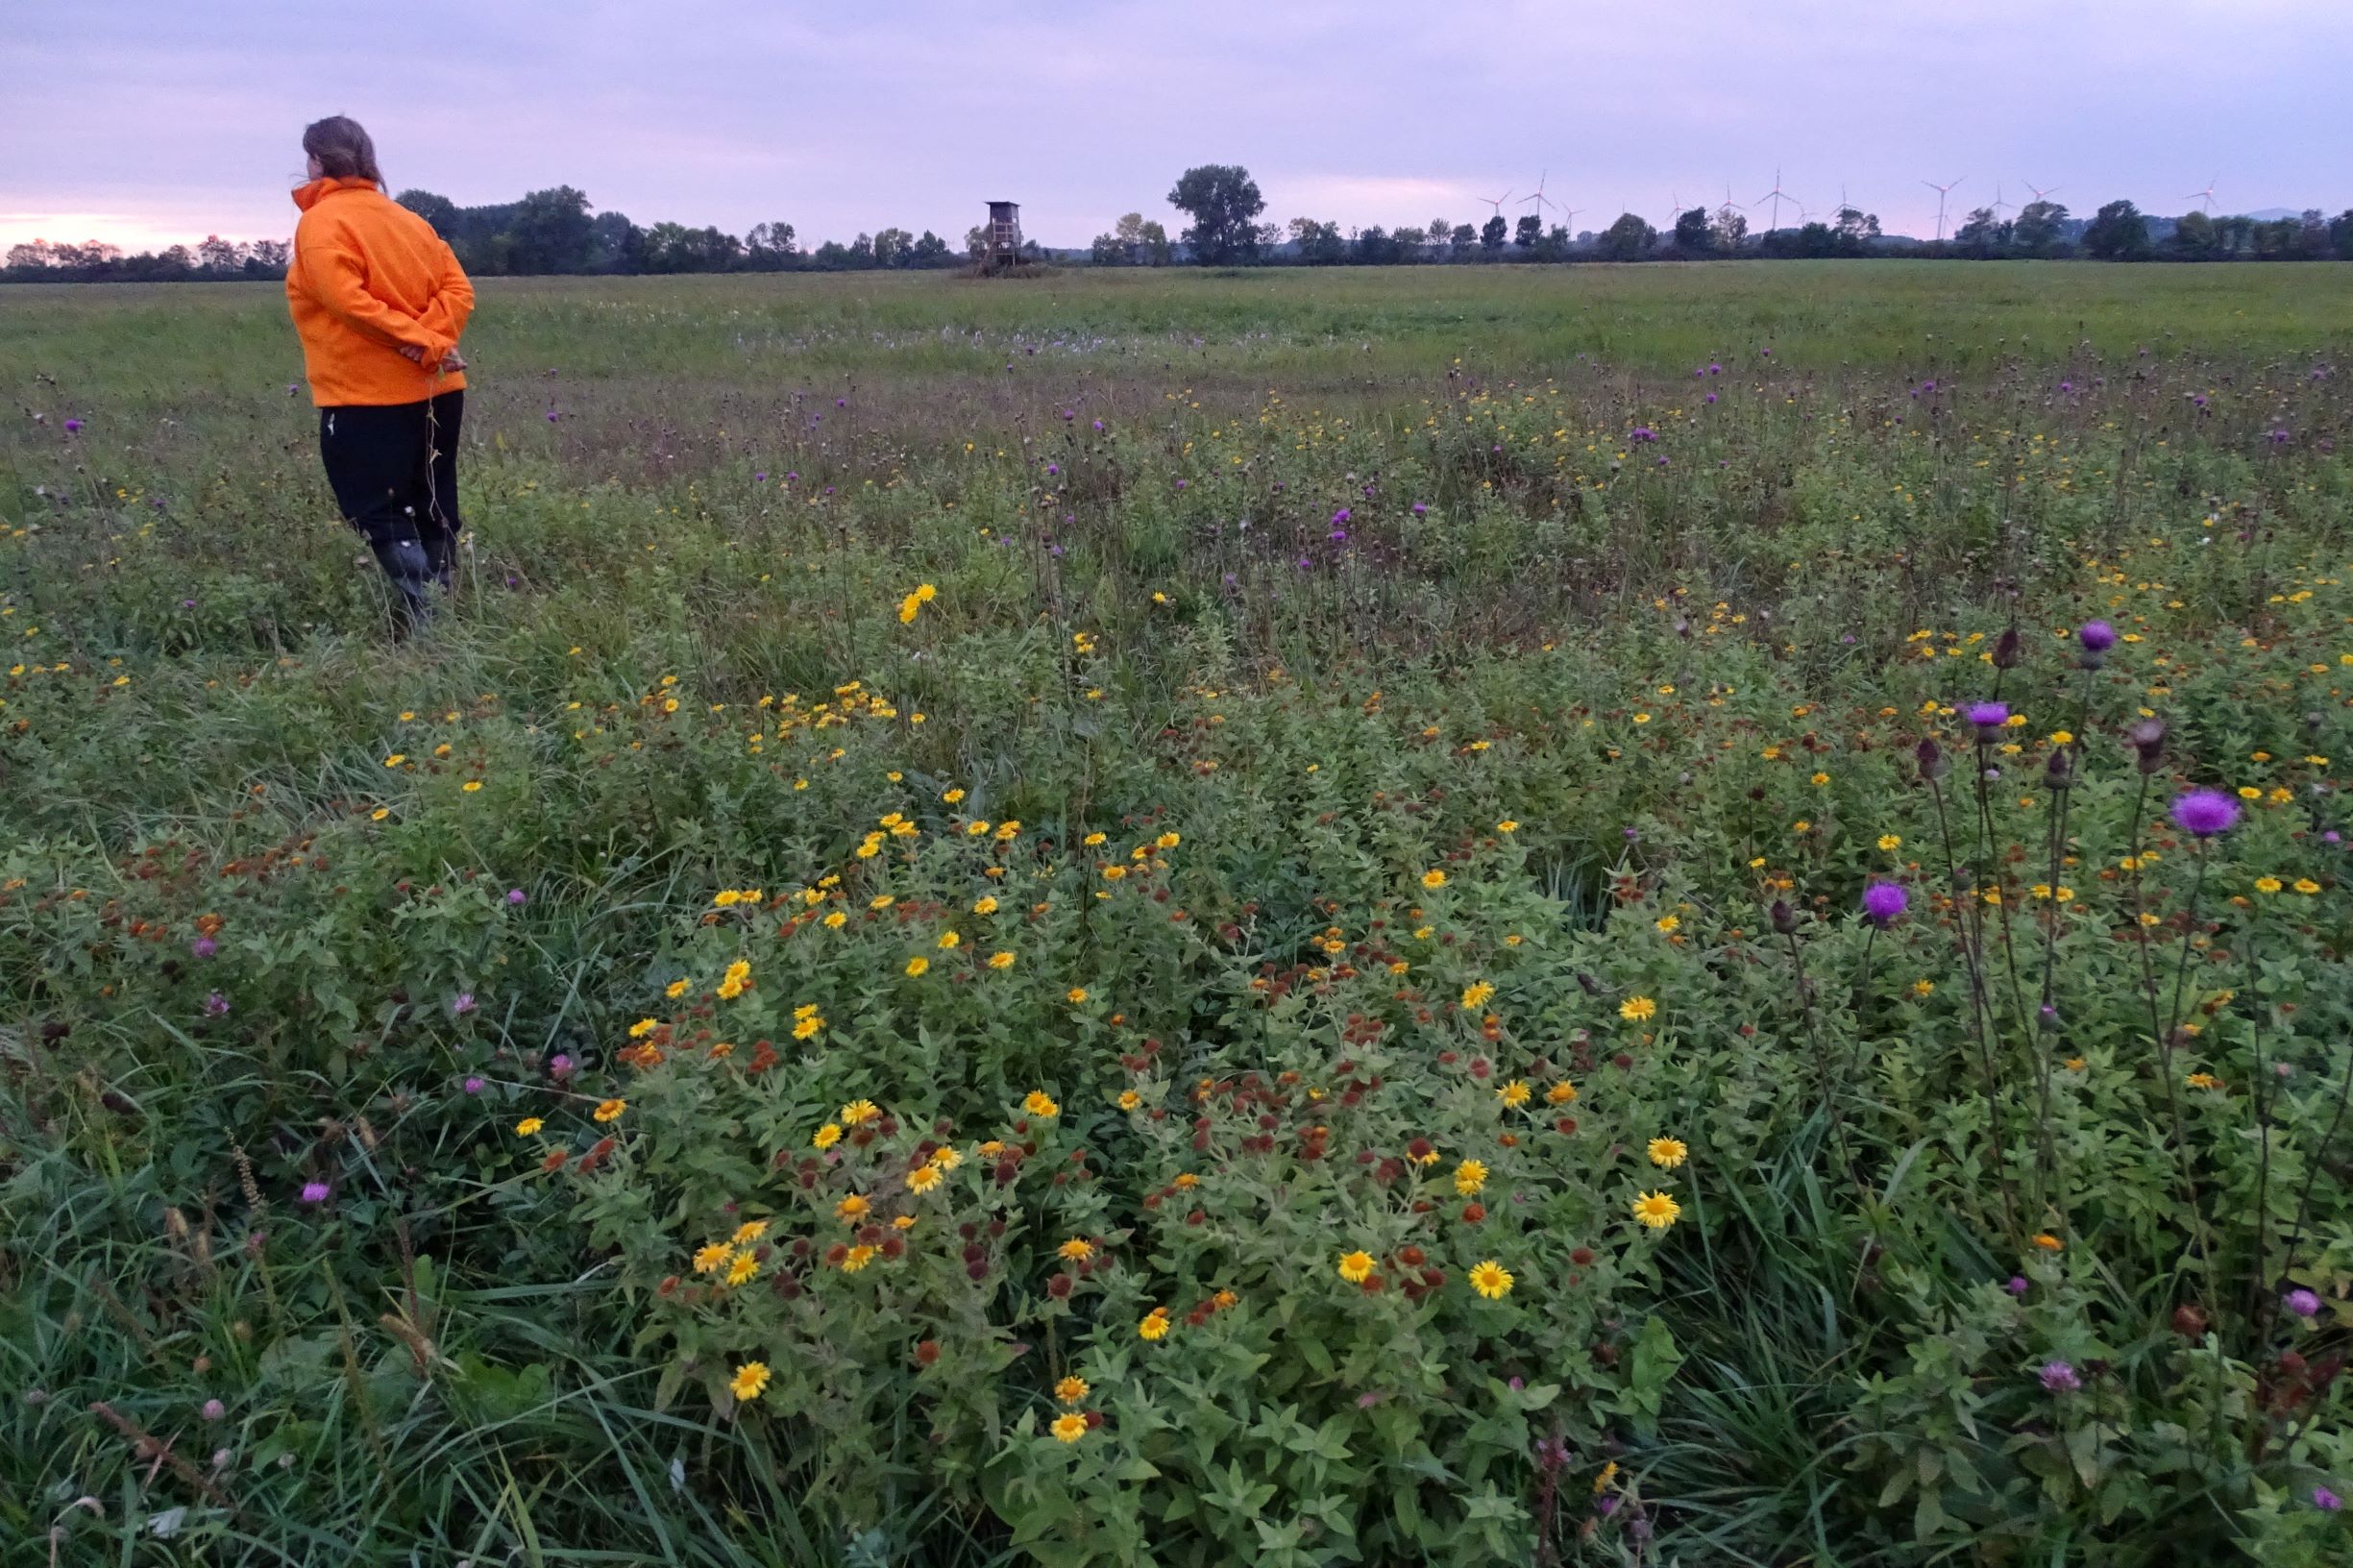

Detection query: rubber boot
(371, 535), (437, 637)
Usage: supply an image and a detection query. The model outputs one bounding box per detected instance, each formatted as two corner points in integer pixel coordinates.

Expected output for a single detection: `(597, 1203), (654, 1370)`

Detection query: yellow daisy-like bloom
(907, 1164), (944, 1195)
(2293, 879), (2321, 895)
(840, 1099), (880, 1126)
(1024, 1090), (1061, 1119)
(1546, 1081), (1579, 1105)
(1461, 981), (1496, 1010)
(822, 911), (846, 930)
(972, 895), (999, 915)
(665, 978), (691, 999)
(1057, 1237), (1093, 1262)
(2254, 876), (2283, 894)
(916, 583), (937, 604)
(2064, 1056), (2087, 1072)
(383, 754), (406, 769)
(1630, 1190), (1681, 1230)
(732, 1220), (770, 1245)
(938, 931), (962, 949)
(1912, 979), (1935, 997)
(461, 780), (484, 794)
(1877, 833), (1902, 851)
(1654, 914), (1679, 933)
(1066, 987), (1090, 1004)
(729, 1361), (771, 1402)
(1497, 1080), (1532, 1108)
(1156, 831), (1181, 849)
(725, 1251), (759, 1286)
(892, 1214), (916, 1231)
(1454, 1159), (1488, 1196)
(1117, 1089), (1142, 1111)
(905, 955), (930, 977)
(1336, 1250), (1377, 1284)
(1810, 772), (1830, 787)
(1055, 1375), (1090, 1405)
(2031, 1233), (2064, 1252)
(1139, 1308), (1171, 1341)
(989, 951), (1016, 970)
(841, 1244), (877, 1273)
(793, 1015), (823, 1041)
(716, 959), (752, 1000)
(1468, 1260), (1514, 1300)
(1496, 820), (1519, 834)
(1620, 995), (1657, 1023)
(928, 1145), (963, 1172)
(2186, 1071), (2223, 1090)
(628, 1018), (659, 1040)
(1050, 1412), (1089, 1443)
(1084, 832), (1107, 846)
(593, 1098), (625, 1123)
(1421, 869), (1447, 889)
(1647, 1137), (1689, 1170)
(514, 1116), (545, 1136)
(836, 1194), (871, 1222)
(812, 1123), (843, 1150)
(692, 1241), (732, 1274)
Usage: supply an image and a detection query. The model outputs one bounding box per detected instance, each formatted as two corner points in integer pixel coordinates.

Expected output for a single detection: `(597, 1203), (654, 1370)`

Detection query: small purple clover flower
(202, 1398), (226, 1421)
(204, 992), (230, 1017)
(2170, 790), (2240, 839)
(2286, 1287), (2324, 1319)
(62, 418), (84, 434)
(549, 1053), (576, 1081)
(463, 1075), (485, 1095)
(1964, 701), (2010, 740)
(506, 888), (527, 906)
(2039, 1360), (2081, 1393)
(2005, 1275), (2030, 1296)
(1411, 502), (1428, 516)
(2316, 1485), (2343, 1512)
(1862, 882), (1908, 925)
(192, 936), (218, 959)
(299, 1181), (331, 1205)
(452, 992), (477, 1016)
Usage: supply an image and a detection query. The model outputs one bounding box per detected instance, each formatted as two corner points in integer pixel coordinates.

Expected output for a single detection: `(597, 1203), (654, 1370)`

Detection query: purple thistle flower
(2316, 1486), (2343, 1512)
(785, 472), (798, 482)
(1964, 701), (2010, 739)
(2077, 620), (2117, 652)
(1091, 419), (1104, 431)
(549, 1053), (576, 1081)
(1174, 478), (1187, 490)
(1332, 507), (1351, 525)
(506, 888), (527, 906)
(1411, 502), (1428, 516)
(62, 418), (83, 434)
(2039, 1360), (2081, 1393)
(2287, 1287), (2323, 1318)
(452, 992), (477, 1016)
(2170, 790), (2240, 838)
(1704, 391), (1718, 404)
(753, 471), (767, 482)
(1630, 427), (1657, 442)
(299, 1181), (331, 1204)
(1862, 882), (1908, 925)
(463, 1075), (485, 1094)
(835, 398), (846, 407)
(191, 936), (218, 959)
(2005, 1275), (2030, 1296)
(204, 992), (230, 1017)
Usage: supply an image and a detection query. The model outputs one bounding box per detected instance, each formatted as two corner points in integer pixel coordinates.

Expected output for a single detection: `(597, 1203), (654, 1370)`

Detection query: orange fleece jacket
(285, 176), (474, 406)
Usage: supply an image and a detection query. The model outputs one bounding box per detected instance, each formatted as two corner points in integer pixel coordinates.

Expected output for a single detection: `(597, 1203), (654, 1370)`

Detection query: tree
(197, 234), (243, 272)
(1288, 217), (1345, 265)
(1597, 212), (1655, 261)
(1479, 214), (1507, 255)
(2012, 201), (2070, 257)
(2168, 210), (2218, 260)
(871, 227), (912, 268)
(908, 231), (952, 267)
(2330, 210), (2353, 259)
(1138, 220), (1171, 265)
(396, 189), (461, 238)
(1354, 226), (1406, 265)
(1671, 208), (1712, 255)
(1709, 208), (1748, 253)
(1513, 213), (1544, 252)
(1832, 207), (1881, 256)
(2083, 201), (2150, 260)
(1167, 164), (1265, 265)
(1449, 223), (1477, 259)
(508, 186), (597, 273)
(1952, 208), (2007, 258)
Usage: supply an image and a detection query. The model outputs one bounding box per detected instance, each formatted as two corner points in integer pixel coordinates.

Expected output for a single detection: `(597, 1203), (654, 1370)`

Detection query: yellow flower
(1421, 869), (1447, 889)
(822, 911), (846, 929)
(1156, 831), (1181, 849)
(1454, 1159), (1488, 1196)
(1594, 1459), (1619, 1495)
(1546, 1081), (1578, 1105)
(2031, 1233), (2064, 1252)
(2064, 1056), (2087, 1072)
(1024, 1090), (1061, 1118)
(938, 931), (961, 949)
(1084, 832), (1107, 846)
(836, 1193), (871, 1222)
(729, 1361), (772, 1402)
(1497, 1080), (1532, 1108)
(1877, 833), (1902, 851)
(1055, 1375), (1090, 1405)
(1117, 1089), (1142, 1111)
(1654, 914), (1679, 933)
(1050, 1412), (1089, 1443)
(2254, 876), (2283, 894)
(1630, 1190), (1681, 1230)
(731, 1220), (770, 1245)
(1057, 1237), (1093, 1262)
(2186, 1071), (2223, 1090)
(692, 1241), (732, 1274)
(665, 978), (691, 999)
(1336, 1250), (1377, 1284)
(1911, 979), (1934, 996)
(716, 959), (752, 1000)
(792, 1014), (824, 1041)
(1619, 995), (1657, 1022)
(928, 1145), (963, 1171)
(1647, 1137), (1689, 1170)
(841, 1244), (877, 1272)
(461, 780), (483, 794)
(988, 950), (1016, 970)
(907, 1164), (944, 1194)
(383, 754), (406, 768)
(1496, 820), (1519, 833)
(813, 1123), (843, 1150)
(916, 583), (937, 603)
(2293, 879), (2321, 895)
(593, 1098), (625, 1123)
(514, 1116), (545, 1136)
(1468, 1260), (1514, 1300)
(972, 895), (999, 915)
(2238, 786), (2263, 800)
(725, 1251), (760, 1286)
(628, 1017), (659, 1039)
(905, 955), (930, 977)
(1139, 1308), (1171, 1340)
(1066, 987), (1090, 1005)
(1810, 772), (1830, 786)
(840, 1099), (880, 1126)
(1460, 980), (1496, 1010)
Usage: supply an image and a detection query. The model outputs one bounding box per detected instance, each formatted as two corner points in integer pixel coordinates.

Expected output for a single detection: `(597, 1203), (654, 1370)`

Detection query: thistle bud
(1992, 625), (2022, 670)
(2044, 746), (2073, 792)
(1770, 899), (1799, 935)
(1916, 737), (1949, 782)
(2125, 717), (2166, 773)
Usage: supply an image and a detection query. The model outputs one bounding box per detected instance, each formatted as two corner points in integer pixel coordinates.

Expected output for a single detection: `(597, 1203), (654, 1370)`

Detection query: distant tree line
(10, 166), (2352, 282)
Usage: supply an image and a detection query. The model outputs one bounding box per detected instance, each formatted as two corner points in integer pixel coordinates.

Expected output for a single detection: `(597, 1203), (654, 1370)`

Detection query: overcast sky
(7, 0), (2348, 252)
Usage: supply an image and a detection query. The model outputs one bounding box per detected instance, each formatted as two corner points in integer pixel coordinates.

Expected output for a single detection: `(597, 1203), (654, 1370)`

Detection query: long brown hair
(302, 116), (383, 186)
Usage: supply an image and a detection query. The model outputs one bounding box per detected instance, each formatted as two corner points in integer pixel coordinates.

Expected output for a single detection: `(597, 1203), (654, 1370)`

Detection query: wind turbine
(1522, 171), (1551, 224)
(1756, 168), (1797, 233)
(1923, 176), (1965, 242)
(1479, 187), (1513, 220)
(1989, 183), (2015, 220)
(2024, 181), (2061, 205)
(1714, 184), (1747, 242)
(2186, 177), (2218, 214)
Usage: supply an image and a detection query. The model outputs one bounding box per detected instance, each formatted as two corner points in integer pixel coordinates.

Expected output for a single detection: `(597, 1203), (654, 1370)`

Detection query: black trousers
(318, 391), (464, 623)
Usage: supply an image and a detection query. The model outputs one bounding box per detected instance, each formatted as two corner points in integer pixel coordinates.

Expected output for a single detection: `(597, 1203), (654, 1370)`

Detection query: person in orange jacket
(286, 115), (474, 632)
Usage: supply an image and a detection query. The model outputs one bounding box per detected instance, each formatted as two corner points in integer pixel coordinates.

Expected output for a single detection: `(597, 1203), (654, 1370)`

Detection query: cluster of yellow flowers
(896, 582), (938, 623)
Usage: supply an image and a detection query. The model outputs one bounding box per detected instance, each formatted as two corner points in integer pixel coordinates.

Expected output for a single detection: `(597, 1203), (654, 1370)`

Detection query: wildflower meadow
(3, 261), (2350, 1563)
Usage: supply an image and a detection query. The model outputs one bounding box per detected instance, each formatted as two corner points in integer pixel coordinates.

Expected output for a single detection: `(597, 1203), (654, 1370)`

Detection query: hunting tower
(986, 201), (1022, 266)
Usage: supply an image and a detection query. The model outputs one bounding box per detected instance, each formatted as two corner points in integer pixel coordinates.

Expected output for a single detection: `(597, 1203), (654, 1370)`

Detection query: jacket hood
(293, 176), (380, 212)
